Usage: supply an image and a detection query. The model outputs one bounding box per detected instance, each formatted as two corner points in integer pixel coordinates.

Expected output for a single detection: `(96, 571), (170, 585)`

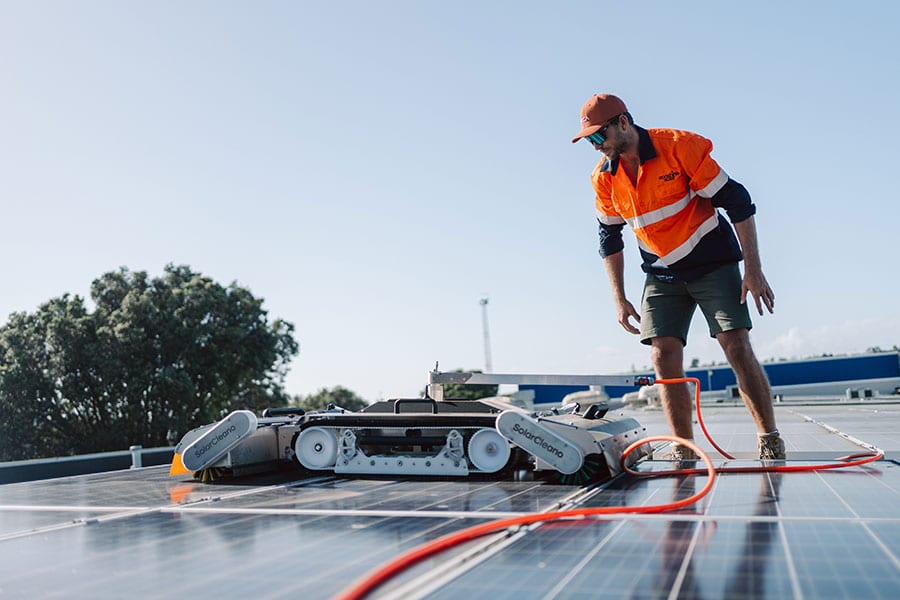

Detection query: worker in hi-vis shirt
(571, 93), (785, 460)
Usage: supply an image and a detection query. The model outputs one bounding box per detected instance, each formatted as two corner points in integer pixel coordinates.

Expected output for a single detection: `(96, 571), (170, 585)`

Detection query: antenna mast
(479, 297), (493, 373)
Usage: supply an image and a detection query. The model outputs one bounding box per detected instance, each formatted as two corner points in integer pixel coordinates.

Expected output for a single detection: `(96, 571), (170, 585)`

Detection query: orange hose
(655, 377), (735, 459)
(650, 377), (884, 472)
(335, 436), (715, 600)
(336, 380), (884, 599)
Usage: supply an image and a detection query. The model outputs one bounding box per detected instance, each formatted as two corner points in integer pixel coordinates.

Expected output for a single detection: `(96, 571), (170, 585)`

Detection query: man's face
(588, 116), (627, 160)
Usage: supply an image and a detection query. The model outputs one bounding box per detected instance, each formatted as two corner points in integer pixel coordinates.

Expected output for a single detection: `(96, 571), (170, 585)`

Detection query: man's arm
(733, 216), (775, 315)
(603, 250), (641, 334)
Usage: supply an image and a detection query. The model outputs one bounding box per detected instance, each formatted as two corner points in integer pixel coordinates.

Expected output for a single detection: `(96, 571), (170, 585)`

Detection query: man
(571, 93), (785, 460)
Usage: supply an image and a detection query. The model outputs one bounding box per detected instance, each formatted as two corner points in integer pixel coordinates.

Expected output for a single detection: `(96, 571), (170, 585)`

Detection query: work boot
(667, 443), (698, 461)
(758, 432), (786, 460)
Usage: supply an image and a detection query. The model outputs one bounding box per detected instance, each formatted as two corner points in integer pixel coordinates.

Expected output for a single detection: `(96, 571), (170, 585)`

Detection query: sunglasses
(584, 114), (621, 145)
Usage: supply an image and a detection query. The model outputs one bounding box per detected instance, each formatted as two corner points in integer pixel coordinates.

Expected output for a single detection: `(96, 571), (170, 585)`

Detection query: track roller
(467, 429), (511, 473)
(294, 427), (339, 470)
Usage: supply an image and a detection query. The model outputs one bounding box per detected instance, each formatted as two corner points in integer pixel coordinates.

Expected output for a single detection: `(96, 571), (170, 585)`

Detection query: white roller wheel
(294, 427), (339, 470)
(467, 429), (511, 473)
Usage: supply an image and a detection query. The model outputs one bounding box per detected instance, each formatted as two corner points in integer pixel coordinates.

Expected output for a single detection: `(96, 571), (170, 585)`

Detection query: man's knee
(716, 329), (756, 363)
(650, 337), (684, 374)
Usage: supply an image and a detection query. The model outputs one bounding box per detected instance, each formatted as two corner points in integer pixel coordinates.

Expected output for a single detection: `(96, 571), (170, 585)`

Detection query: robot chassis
(170, 368), (654, 485)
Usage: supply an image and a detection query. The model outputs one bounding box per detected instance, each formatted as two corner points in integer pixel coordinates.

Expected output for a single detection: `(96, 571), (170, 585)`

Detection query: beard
(602, 135), (629, 161)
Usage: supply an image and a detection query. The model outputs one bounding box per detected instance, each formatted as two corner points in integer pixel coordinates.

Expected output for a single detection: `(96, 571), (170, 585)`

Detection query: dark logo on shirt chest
(659, 170), (680, 182)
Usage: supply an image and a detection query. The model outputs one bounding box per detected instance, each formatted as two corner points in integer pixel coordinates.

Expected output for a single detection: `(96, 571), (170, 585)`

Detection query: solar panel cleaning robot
(170, 367), (653, 485)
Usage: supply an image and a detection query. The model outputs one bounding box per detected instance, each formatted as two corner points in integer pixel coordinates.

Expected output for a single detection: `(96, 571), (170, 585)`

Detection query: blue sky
(2, 1), (898, 401)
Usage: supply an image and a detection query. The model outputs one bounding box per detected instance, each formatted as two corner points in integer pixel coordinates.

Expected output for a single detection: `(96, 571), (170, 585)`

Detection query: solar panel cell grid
(0, 403), (898, 598)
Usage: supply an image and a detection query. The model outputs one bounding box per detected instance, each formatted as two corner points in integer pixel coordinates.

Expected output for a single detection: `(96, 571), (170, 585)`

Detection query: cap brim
(571, 125), (601, 144)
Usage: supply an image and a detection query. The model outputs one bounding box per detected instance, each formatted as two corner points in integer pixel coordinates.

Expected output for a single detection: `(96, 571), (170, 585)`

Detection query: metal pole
(428, 370), (652, 387)
(479, 297), (493, 373)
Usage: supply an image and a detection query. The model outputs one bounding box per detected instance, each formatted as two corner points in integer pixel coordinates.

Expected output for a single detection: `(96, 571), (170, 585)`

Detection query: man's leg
(715, 328), (776, 433)
(650, 336), (693, 439)
(641, 274), (696, 458)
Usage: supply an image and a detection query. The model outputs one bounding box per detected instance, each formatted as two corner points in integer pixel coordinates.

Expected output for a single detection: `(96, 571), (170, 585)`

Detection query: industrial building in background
(519, 351), (900, 407)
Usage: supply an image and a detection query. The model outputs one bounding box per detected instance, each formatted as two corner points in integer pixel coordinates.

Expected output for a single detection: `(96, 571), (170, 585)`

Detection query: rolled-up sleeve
(598, 220), (625, 257)
(710, 177), (756, 223)
(593, 168), (626, 258)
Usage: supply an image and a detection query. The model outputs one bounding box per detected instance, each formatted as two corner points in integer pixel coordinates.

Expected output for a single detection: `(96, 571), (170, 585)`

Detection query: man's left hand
(741, 268), (775, 315)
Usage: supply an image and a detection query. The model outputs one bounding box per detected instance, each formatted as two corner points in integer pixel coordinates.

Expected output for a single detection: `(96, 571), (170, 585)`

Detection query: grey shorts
(639, 263), (752, 346)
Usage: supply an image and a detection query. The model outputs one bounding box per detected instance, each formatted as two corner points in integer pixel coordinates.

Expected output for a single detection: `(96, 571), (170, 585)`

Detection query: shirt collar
(600, 125), (657, 175)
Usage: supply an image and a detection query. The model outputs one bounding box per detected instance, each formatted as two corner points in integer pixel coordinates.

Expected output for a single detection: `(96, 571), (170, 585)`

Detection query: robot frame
(170, 367), (654, 485)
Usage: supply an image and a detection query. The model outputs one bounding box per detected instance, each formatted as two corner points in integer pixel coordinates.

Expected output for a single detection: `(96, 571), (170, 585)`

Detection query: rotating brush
(551, 453), (611, 486)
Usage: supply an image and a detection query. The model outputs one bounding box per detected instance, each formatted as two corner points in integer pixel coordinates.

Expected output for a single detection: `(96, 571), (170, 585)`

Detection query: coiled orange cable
(335, 435), (714, 600)
(645, 377), (884, 475)
(337, 379), (884, 599)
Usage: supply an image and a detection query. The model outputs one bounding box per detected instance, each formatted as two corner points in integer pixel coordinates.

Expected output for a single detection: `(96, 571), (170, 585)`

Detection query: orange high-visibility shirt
(593, 126), (751, 282)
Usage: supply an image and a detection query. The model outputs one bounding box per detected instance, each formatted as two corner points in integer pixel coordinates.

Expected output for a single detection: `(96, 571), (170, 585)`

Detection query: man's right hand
(603, 252), (640, 334)
(615, 298), (641, 334)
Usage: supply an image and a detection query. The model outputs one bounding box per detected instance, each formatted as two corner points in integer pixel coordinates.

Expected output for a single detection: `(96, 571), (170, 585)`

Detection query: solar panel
(0, 403), (897, 598)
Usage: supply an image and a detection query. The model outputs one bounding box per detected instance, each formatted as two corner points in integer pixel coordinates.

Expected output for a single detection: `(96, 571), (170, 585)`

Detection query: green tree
(294, 386), (368, 412)
(0, 265), (299, 460)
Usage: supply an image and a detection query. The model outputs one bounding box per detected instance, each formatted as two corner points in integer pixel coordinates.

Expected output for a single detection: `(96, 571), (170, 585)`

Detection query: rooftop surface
(1, 401), (898, 599)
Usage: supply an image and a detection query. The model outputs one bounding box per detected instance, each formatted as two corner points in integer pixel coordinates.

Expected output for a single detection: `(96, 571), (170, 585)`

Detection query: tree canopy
(293, 386), (368, 412)
(0, 265), (298, 460)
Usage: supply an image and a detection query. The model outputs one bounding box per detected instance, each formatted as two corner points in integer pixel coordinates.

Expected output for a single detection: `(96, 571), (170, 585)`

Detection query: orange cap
(571, 93), (628, 143)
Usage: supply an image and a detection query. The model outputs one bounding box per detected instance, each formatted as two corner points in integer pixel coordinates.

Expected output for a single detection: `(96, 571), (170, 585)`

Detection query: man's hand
(733, 216), (774, 316)
(615, 297), (641, 334)
(603, 252), (641, 334)
(741, 267), (775, 315)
